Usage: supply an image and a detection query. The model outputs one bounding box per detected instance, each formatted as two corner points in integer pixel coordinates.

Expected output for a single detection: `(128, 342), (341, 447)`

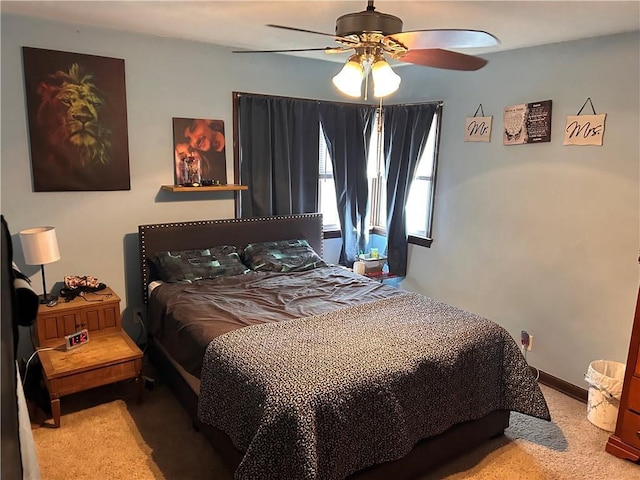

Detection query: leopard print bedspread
(198, 292), (550, 480)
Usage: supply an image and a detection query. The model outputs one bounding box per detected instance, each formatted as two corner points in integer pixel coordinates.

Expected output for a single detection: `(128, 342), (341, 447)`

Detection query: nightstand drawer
(619, 409), (640, 450)
(50, 359), (140, 397)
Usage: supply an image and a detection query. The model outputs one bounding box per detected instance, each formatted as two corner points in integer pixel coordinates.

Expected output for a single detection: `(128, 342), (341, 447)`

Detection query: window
(318, 124), (340, 232)
(319, 104), (441, 244)
(406, 112), (439, 240)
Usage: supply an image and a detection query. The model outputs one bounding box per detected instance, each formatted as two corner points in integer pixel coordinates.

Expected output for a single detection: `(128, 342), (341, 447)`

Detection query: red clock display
(65, 329), (89, 350)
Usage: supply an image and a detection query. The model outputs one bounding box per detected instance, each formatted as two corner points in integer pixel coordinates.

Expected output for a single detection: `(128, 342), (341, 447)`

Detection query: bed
(138, 213), (550, 480)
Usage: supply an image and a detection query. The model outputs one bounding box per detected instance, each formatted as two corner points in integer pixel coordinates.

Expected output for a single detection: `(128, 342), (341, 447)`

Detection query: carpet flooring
(31, 379), (639, 479)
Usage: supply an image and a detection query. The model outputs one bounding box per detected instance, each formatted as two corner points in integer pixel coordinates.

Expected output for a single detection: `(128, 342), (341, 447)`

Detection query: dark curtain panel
(319, 103), (376, 265)
(383, 103), (438, 276)
(238, 94), (320, 217)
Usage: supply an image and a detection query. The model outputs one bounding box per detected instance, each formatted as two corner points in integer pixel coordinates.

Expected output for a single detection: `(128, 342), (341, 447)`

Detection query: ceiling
(2, 1), (639, 63)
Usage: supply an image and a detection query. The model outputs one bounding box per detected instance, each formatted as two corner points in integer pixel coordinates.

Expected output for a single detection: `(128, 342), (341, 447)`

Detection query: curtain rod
(233, 91), (443, 108)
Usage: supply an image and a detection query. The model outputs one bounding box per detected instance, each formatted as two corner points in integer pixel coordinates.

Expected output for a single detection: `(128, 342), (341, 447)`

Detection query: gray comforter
(148, 266), (404, 378)
(198, 292), (550, 480)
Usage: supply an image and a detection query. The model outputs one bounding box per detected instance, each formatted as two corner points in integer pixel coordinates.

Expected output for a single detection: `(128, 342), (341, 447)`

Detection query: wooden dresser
(606, 285), (640, 461)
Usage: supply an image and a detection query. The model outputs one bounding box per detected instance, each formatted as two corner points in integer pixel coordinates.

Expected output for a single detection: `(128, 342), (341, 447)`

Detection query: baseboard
(534, 368), (588, 403)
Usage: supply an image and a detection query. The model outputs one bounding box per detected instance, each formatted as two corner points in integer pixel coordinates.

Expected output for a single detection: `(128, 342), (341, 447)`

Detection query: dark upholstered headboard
(138, 214), (324, 302)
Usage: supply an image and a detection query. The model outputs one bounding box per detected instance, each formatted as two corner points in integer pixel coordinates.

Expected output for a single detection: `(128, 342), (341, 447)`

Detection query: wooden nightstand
(33, 287), (122, 347)
(33, 288), (143, 427)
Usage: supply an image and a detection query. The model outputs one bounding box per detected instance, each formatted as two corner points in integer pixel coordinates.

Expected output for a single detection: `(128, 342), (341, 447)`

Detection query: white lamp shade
(19, 226), (61, 265)
(372, 59), (401, 97)
(332, 58), (365, 97)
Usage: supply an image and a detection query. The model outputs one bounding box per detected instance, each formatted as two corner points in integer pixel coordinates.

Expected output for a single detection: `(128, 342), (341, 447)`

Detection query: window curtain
(238, 94), (320, 217)
(319, 103), (376, 265)
(383, 103), (438, 276)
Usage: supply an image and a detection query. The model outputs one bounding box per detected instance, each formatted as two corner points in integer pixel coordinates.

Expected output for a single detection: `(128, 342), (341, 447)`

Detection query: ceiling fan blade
(267, 24), (358, 44)
(233, 47), (347, 54)
(387, 29), (499, 50)
(399, 49), (488, 71)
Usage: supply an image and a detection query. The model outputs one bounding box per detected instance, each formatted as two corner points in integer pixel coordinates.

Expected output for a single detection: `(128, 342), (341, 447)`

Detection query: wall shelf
(161, 184), (248, 192)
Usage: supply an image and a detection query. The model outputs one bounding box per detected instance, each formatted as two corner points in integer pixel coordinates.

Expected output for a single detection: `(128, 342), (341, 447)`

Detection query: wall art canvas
(172, 117), (227, 186)
(465, 116), (492, 142)
(22, 47), (131, 191)
(503, 100), (552, 145)
(563, 114), (606, 146)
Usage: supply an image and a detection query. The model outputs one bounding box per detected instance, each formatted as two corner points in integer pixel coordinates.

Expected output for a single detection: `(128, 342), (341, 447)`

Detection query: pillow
(243, 239), (326, 273)
(149, 245), (248, 283)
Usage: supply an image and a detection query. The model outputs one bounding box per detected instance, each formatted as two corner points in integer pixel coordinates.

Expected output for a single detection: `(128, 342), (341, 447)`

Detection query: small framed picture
(503, 100), (552, 145)
(172, 117), (227, 186)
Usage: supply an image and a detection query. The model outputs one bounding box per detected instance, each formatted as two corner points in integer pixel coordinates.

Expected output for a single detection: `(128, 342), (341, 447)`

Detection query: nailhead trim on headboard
(138, 214), (324, 303)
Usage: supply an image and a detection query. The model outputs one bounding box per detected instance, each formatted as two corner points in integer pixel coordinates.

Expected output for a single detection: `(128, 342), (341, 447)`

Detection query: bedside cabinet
(32, 288), (143, 427)
(33, 287), (122, 347)
(606, 285), (640, 461)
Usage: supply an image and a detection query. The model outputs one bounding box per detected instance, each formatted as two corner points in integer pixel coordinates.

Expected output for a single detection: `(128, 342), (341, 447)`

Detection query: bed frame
(138, 214), (510, 479)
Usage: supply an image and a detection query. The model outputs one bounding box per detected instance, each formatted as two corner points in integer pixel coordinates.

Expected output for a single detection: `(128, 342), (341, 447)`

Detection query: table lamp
(19, 226), (61, 304)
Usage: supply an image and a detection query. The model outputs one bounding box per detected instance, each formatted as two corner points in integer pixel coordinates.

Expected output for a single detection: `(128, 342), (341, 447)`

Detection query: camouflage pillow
(243, 239), (326, 273)
(149, 245), (249, 283)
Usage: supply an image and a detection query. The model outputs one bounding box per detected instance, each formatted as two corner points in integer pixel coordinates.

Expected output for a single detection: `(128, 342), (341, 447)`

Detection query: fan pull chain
(376, 96), (384, 173)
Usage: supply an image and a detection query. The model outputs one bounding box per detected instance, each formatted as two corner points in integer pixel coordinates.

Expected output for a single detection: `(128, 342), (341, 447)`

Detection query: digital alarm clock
(65, 328), (89, 350)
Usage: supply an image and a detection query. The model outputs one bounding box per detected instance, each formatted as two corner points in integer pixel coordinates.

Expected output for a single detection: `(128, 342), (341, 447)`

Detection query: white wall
(396, 32), (640, 387)
(0, 14), (342, 358)
(2, 13), (638, 387)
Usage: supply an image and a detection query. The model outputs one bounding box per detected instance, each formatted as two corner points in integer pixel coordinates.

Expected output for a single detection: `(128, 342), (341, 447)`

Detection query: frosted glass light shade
(372, 59), (401, 97)
(332, 57), (365, 97)
(19, 226), (60, 265)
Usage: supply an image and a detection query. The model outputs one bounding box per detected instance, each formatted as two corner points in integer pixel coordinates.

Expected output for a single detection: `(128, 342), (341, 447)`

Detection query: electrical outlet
(132, 308), (143, 324)
(527, 334), (533, 351)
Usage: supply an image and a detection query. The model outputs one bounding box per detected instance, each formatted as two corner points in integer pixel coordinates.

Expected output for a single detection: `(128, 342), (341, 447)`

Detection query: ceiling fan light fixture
(332, 54), (365, 97)
(371, 58), (401, 97)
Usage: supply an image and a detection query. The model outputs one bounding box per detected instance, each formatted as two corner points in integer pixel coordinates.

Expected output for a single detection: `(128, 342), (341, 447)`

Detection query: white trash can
(584, 360), (626, 432)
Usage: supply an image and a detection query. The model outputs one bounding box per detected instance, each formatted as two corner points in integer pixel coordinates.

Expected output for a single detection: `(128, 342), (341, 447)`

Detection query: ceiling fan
(234, 1), (500, 98)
